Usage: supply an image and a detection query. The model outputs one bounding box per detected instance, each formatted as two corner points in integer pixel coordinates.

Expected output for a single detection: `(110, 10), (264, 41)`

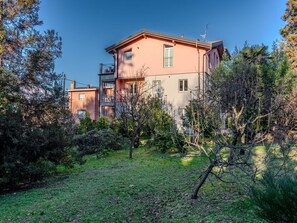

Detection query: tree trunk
(229, 131), (239, 163)
(192, 164), (214, 199)
(129, 137), (134, 159)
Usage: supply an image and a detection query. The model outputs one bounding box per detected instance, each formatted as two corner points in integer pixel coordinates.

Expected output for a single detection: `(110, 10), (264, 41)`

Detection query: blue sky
(38, 0), (287, 88)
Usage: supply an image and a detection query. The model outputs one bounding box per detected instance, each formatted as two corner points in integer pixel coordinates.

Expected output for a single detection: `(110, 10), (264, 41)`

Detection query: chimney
(70, 80), (76, 89)
(181, 34), (184, 38)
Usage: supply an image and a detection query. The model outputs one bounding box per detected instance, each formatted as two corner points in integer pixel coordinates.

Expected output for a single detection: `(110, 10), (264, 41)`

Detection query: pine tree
(280, 0), (297, 70)
(0, 0), (75, 189)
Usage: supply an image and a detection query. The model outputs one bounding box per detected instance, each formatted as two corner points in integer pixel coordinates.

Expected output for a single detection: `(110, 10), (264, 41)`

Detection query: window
(179, 79), (188, 92)
(78, 93), (85, 100)
(102, 106), (114, 118)
(152, 80), (162, 94)
(103, 81), (115, 88)
(102, 106), (109, 117)
(128, 82), (137, 94)
(124, 49), (132, 60)
(77, 110), (86, 119)
(164, 45), (173, 67)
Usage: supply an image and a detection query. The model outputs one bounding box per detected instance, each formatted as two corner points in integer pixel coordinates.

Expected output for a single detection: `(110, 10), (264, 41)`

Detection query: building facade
(99, 30), (225, 122)
(68, 81), (99, 122)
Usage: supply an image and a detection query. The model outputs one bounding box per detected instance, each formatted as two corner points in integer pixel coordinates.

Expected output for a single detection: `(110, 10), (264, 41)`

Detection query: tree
(185, 44), (297, 199)
(116, 69), (154, 158)
(117, 86), (152, 158)
(0, 0), (75, 189)
(280, 0), (297, 70)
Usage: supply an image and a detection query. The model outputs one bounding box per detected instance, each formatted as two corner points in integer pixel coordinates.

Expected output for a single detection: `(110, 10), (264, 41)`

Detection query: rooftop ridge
(105, 29), (223, 53)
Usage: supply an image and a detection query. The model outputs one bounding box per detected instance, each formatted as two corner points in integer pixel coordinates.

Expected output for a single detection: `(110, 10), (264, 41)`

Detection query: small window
(102, 106), (114, 118)
(77, 110), (86, 119)
(78, 93), (85, 100)
(102, 106), (109, 117)
(124, 49), (132, 60)
(179, 79), (188, 92)
(152, 80), (162, 94)
(164, 45), (173, 67)
(128, 82), (137, 94)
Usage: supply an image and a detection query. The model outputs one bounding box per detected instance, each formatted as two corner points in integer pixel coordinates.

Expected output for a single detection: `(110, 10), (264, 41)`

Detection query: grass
(0, 146), (265, 223)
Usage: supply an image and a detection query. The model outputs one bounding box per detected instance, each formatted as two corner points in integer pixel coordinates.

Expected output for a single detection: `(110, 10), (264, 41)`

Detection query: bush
(250, 172), (297, 223)
(149, 128), (185, 153)
(77, 114), (96, 134)
(0, 117), (77, 190)
(109, 119), (121, 134)
(97, 116), (110, 130)
(73, 129), (126, 157)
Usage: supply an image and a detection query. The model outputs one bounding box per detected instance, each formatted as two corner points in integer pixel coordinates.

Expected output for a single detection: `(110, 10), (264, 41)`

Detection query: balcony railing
(99, 63), (115, 75)
(102, 95), (115, 103)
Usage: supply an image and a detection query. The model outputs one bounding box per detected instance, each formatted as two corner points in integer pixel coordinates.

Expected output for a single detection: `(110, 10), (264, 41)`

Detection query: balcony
(102, 95), (114, 103)
(99, 63), (115, 76)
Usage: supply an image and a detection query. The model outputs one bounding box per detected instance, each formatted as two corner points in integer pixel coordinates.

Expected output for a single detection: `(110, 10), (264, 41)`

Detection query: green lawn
(0, 147), (264, 222)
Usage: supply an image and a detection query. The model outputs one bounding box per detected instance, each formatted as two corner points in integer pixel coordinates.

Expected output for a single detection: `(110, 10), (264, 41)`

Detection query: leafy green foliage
(250, 172), (297, 222)
(109, 118), (122, 134)
(117, 80), (155, 158)
(0, 0), (77, 190)
(185, 44), (294, 145)
(144, 98), (185, 153)
(184, 44), (297, 199)
(77, 113), (96, 134)
(151, 128), (185, 153)
(280, 0), (297, 71)
(96, 116), (110, 130)
(143, 98), (173, 136)
(73, 129), (126, 157)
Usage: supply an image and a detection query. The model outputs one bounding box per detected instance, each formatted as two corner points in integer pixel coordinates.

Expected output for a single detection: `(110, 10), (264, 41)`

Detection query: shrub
(0, 118), (77, 190)
(149, 127), (185, 153)
(77, 114), (96, 134)
(110, 118), (121, 134)
(250, 172), (297, 223)
(73, 129), (126, 157)
(97, 116), (110, 130)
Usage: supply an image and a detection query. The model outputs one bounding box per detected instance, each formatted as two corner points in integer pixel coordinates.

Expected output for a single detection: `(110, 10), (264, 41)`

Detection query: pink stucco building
(99, 30), (226, 122)
(68, 80), (99, 122)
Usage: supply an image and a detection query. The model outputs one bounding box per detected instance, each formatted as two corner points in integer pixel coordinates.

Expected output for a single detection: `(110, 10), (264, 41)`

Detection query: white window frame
(78, 93), (86, 100)
(179, 79), (188, 92)
(163, 45), (173, 67)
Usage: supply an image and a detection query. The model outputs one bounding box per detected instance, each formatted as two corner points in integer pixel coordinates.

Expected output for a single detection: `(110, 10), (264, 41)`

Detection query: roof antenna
(200, 24), (208, 42)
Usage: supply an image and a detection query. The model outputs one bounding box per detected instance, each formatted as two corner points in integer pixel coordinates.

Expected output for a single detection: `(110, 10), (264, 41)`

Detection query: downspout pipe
(202, 48), (212, 100)
(196, 40), (200, 98)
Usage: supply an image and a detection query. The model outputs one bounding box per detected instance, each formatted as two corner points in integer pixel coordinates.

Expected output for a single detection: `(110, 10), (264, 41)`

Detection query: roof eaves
(105, 30), (216, 53)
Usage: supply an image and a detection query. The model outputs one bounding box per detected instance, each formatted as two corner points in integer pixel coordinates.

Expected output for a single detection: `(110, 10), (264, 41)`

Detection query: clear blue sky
(38, 0), (287, 88)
